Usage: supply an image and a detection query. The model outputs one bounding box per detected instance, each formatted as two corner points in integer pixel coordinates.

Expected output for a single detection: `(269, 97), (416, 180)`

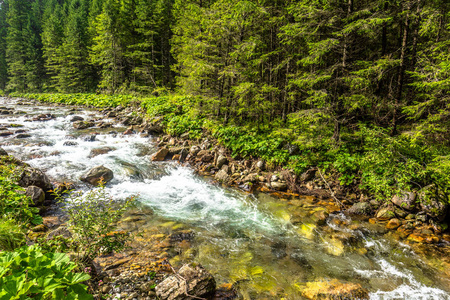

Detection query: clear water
(1, 98), (449, 300)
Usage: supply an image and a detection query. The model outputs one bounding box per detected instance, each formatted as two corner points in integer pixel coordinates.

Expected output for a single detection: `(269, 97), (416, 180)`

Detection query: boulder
(88, 147), (115, 158)
(391, 192), (416, 211)
(19, 167), (53, 193)
(155, 263), (216, 300)
(0, 147), (7, 156)
(152, 148), (169, 161)
(347, 202), (371, 215)
(419, 185), (448, 222)
(25, 186), (46, 206)
(73, 121), (94, 130)
(215, 169), (229, 183)
(301, 279), (369, 300)
(216, 155), (228, 169)
(80, 166), (114, 186)
(70, 116), (84, 122)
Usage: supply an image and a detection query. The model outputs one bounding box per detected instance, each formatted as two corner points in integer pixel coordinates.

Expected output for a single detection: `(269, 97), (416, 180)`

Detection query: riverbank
(1, 95), (449, 299)
(9, 93), (449, 232)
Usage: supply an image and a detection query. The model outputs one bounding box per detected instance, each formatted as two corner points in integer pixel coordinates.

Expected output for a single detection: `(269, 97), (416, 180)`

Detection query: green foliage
(0, 245), (92, 300)
(0, 219), (25, 251)
(61, 184), (135, 263)
(0, 156), (42, 225)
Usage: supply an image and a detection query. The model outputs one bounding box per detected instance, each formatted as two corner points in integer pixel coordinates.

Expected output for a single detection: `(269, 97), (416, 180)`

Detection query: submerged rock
(80, 165), (113, 186)
(155, 263), (216, 300)
(301, 279), (369, 300)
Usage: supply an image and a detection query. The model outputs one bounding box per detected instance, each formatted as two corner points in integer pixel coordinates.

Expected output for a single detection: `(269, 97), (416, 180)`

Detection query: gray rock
(418, 185), (448, 221)
(63, 141), (78, 146)
(15, 133), (31, 139)
(216, 155), (228, 169)
(347, 202), (371, 215)
(19, 167), (53, 193)
(215, 169), (229, 183)
(80, 166), (114, 186)
(391, 192), (416, 211)
(70, 116), (84, 122)
(25, 186), (45, 206)
(155, 263), (215, 300)
(0, 147), (7, 156)
(271, 181), (287, 191)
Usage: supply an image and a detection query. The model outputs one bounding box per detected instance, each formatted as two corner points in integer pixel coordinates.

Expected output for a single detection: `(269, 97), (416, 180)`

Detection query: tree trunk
(392, 2), (411, 135)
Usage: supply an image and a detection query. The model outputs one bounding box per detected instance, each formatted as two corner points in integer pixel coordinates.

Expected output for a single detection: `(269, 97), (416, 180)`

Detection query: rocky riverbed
(1, 97), (449, 300)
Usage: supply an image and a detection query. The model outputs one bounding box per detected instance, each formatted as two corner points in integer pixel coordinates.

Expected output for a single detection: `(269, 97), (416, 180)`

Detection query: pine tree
(0, 0), (9, 91)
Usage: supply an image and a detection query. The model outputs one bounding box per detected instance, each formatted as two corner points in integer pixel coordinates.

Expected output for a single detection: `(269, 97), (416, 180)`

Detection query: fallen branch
(317, 168), (344, 208)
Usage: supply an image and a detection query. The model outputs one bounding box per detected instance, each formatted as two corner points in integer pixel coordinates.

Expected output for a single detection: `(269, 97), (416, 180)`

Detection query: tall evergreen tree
(0, 0), (9, 90)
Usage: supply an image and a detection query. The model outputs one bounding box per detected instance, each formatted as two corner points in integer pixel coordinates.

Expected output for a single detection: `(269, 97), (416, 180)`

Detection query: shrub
(61, 184), (135, 264)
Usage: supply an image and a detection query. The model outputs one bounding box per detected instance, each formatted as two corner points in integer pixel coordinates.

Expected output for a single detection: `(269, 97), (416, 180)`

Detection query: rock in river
(80, 165), (113, 186)
(155, 263), (216, 300)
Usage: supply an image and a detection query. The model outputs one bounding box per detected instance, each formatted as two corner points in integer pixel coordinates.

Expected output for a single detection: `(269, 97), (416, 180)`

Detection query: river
(1, 97), (449, 300)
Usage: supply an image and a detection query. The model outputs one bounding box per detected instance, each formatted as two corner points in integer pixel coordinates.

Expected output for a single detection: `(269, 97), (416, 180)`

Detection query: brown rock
(391, 192), (416, 210)
(301, 279), (369, 300)
(386, 218), (401, 230)
(155, 263), (216, 300)
(72, 121), (94, 130)
(88, 147), (115, 158)
(80, 165), (114, 186)
(152, 148), (169, 161)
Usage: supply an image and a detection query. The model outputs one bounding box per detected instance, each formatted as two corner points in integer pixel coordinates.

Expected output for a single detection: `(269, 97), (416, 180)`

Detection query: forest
(0, 0), (449, 202)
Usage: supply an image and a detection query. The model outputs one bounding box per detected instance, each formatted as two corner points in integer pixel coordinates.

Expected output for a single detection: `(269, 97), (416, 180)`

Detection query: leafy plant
(0, 245), (92, 299)
(0, 219), (25, 251)
(0, 156), (42, 225)
(61, 184), (135, 264)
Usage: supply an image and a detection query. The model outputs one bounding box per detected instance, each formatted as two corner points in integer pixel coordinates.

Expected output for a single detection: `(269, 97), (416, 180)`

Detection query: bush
(0, 245), (92, 299)
(0, 156), (42, 225)
(61, 184), (135, 264)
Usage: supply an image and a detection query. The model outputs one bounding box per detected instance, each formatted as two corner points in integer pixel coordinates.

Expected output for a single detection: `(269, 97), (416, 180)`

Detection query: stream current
(1, 98), (449, 300)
